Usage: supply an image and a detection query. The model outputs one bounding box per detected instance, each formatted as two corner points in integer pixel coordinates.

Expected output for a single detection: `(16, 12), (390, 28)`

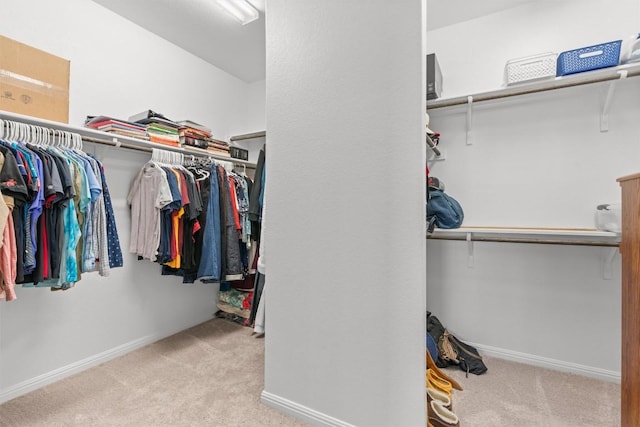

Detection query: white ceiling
(92, 0), (536, 83)
(92, 0), (266, 83)
(426, 0), (537, 31)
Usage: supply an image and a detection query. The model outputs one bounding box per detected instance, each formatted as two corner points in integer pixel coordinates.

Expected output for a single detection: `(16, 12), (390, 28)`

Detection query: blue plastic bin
(557, 40), (622, 76)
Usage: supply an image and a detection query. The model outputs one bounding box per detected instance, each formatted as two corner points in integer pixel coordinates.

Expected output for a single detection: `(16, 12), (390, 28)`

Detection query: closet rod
(0, 109), (256, 168)
(427, 62), (640, 109)
(427, 234), (619, 247)
(81, 135), (255, 167)
(81, 136), (166, 154)
(230, 131), (266, 142)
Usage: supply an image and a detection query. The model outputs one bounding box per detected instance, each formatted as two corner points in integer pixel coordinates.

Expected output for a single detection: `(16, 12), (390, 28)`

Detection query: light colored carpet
(0, 319), (621, 426)
(443, 356), (620, 427)
(0, 318), (306, 427)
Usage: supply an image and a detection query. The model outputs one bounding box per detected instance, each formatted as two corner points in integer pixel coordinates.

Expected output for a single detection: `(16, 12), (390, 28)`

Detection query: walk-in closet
(426, 0), (639, 425)
(0, 1), (638, 426)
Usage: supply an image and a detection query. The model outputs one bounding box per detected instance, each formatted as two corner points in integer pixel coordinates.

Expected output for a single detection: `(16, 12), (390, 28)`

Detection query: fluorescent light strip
(217, 0), (259, 25)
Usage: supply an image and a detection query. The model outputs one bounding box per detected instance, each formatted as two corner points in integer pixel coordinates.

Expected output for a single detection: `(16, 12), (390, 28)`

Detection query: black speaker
(427, 53), (442, 100)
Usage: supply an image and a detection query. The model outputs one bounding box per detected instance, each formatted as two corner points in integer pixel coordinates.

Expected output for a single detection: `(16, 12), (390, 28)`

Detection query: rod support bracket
(601, 70), (628, 132)
(467, 232), (474, 268)
(603, 246), (618, 280)
(466, 96), (474, 145)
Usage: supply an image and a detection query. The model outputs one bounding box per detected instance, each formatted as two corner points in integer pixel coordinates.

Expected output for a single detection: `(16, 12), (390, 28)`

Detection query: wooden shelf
(230, 131), (266, 142)
(0, 110), (257, 167)
(427, 62), (640, 110)
(428, 226), (620, 247)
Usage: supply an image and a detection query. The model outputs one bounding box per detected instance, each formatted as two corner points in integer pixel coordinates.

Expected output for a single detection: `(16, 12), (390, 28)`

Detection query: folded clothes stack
(84, 115), (149, 140)
(177, 120), (210, 149)
(129, 111), (181, 147)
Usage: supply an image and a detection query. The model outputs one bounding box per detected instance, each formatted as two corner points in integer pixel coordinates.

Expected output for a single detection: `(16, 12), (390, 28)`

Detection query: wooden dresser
(617, 173), (640, 426)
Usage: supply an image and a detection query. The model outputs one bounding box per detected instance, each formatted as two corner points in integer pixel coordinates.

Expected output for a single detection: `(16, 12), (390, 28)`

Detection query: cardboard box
(427, 53), (442, 100)
(0, 35), (70, 123)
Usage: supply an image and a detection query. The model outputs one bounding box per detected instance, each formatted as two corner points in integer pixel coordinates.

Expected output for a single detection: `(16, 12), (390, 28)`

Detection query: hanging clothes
(219, 164), (260, 322)
(188, 162), (221, 281)
(90, 154), (123, 270)
(129, 152), (259, 294)
(248, 148), (265, 241)
(218, 165), (243, 282)
(0, 151), (17, 301)
(129, 154), (214, 280)
(128, 162), (173, 261)
(0, 121), (123, 301)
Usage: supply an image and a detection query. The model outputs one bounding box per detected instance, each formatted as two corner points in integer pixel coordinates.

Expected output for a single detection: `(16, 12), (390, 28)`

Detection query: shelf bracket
(600, 69), (628, 132)
(466, 232), (474, 268)
(602, 246), (618, 280)
(426, 134), (445, 160)
(466, 96), (473, 145)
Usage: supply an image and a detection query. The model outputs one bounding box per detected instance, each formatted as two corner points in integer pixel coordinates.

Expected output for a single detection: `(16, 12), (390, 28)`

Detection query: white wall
(246, 79), (266, 133)
(0, 0), (255, 403)
(428, 0), (640, 99)
(426, 0), (640, 380)
(264, 1), (426, 426)
(0, 0), (251, 140)
(227, 79), (267, 164)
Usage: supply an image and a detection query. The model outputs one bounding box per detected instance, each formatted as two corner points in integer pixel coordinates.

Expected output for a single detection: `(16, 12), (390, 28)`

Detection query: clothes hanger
(7, 121), (13, 141)
(43, 127), (50, 146)
(21, 123), (29, 143)
(221, 160), (234, 174)
(36, 125), (43, 145)
(28, 125), (36, 145)
(234, 163), (247, 177)
(29, 125), (40, 146)
(52, 129), (61, 148)
(15, 123), (23, 142)
(7, 121), (15, 141)
(73, 133), (83, 152)
(14, 123), (20, 142)
(13, 122), (20, 141)
(150, 148), (162, 167)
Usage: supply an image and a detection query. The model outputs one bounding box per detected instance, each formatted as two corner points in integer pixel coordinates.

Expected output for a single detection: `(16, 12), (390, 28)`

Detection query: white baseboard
(472, 342), (621, 383)
(261, 391), (356, 427)
(0, 318), (212, 405)
(0, 334), (160, 404)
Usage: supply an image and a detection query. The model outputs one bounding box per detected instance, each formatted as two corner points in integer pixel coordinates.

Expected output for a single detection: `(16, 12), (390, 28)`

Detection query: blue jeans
(197, 165), (222, 282)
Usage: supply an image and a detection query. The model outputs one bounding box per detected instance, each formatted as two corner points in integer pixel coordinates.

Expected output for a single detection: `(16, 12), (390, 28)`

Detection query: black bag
(427, 311), (488, 376)
(438, 329), (488, 376)
(426, 311), (448, 368)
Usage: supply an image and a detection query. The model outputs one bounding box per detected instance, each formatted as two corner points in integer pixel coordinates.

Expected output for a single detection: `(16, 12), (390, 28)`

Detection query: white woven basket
(505, 52), (557, 85)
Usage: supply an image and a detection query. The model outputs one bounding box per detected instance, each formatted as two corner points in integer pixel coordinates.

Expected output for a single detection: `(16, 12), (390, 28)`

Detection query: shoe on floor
(427, 369), (453, 396)
(427, 350), (463, 391)
(427, 384), (452, 411)
(428, 400), (460, 427)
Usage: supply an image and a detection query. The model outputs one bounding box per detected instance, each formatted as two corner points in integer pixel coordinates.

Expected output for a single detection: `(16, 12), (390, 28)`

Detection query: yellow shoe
(427, 369), (452, 395)
(427, 351), (463, 391)
(429, 367), (460, 392)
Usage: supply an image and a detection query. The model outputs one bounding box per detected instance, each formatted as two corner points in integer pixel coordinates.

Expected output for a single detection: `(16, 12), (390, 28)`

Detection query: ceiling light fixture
(217, 0), (259, 25)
